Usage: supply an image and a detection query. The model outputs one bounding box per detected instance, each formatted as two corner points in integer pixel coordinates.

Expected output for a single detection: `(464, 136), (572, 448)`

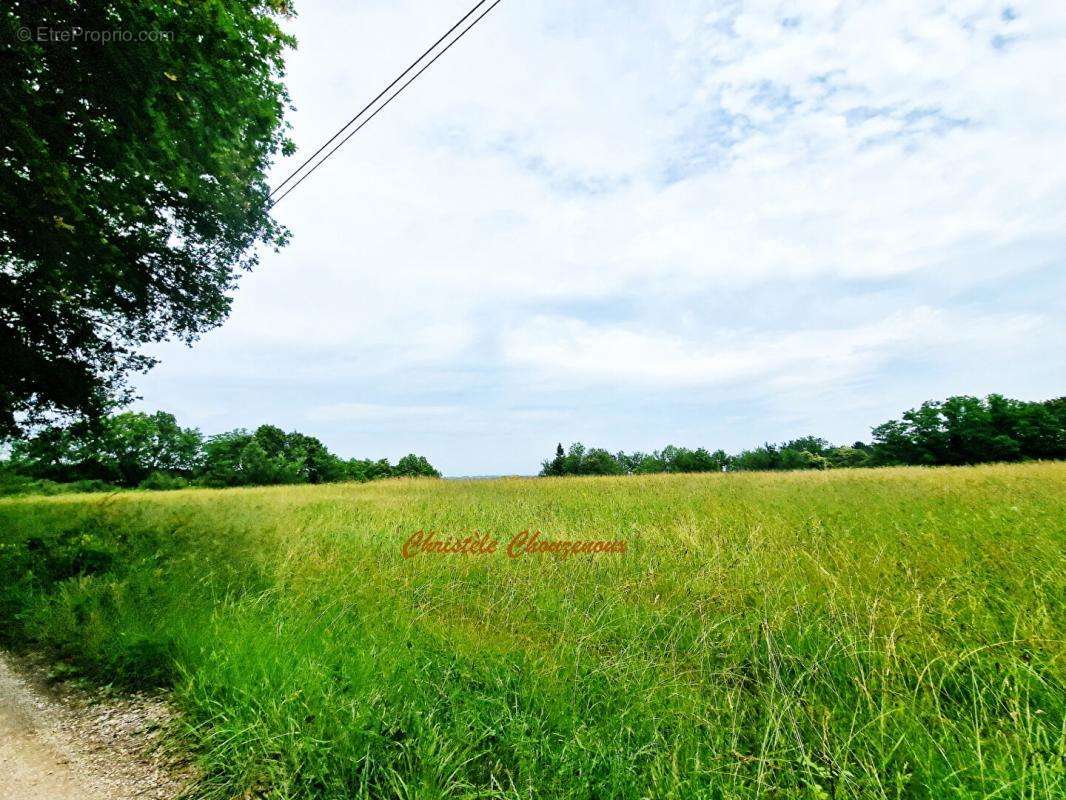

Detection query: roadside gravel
(0, 652), (193, 799)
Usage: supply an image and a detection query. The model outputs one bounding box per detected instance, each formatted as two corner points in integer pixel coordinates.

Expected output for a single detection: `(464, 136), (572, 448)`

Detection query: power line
(269, 0), (504, 207)
(271, 0), (504, 207)
(269, 0), (492, 198)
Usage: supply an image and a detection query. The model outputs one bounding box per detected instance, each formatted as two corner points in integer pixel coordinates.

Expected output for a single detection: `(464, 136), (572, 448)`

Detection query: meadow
(0, 463), (1063, 799)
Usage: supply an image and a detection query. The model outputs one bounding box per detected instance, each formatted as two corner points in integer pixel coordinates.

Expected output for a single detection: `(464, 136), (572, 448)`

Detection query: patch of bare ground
(0, 651), (195, 799)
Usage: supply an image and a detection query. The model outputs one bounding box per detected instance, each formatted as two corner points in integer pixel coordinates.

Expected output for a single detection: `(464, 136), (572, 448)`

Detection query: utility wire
(269, 0), (504, 207)
(269, 0), (491, 198)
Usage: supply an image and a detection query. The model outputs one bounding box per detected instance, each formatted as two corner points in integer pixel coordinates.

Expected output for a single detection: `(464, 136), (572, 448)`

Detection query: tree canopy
(870, 394), (1066, 466)
(540, 395), (1066, 477)
(1, 1), (295, 436)
(7, 410), (201, 486)
(5, 411), (441, 491)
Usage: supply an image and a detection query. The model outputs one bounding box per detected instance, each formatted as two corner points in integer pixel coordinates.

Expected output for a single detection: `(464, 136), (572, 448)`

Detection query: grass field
(1, 463), (1064, 799)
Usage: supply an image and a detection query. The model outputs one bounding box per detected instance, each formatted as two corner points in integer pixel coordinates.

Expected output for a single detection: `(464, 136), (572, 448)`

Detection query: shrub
(138, 471), (190, 491)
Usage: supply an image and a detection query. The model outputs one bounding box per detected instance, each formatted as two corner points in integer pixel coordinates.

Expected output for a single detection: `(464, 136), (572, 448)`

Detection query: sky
(133, 0), (1066, 476)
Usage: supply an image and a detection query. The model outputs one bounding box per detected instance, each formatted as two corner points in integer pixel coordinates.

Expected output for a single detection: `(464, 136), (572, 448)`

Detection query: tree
(238, 438), (277, 485)
(539, 396), (1066, 480)
(345, 458), (393, 483)
(663, 446), (724, 473)
(253, 425), (289, 459)
(100, 411), (202, 484)
(202, 427), (299, 486)
(783, 436), (830, 456)
(825, 446), (871, 468)
(779, 448), (824, 470)
(732, 444), (780, 471)
(0, 1), (295, 437)
(539, 443), (627, 476)
(9, 411), (202, 485)
(541, 443), (566, 476)
(394, 454), (442, 478)
(4, 409), (443, 488)
(628, 453), (659, 473)
(581, 447), (624, 476)
(289, 433), (346, 483)
(871, 395), (1066, 465)
(200, 429), (253, 486)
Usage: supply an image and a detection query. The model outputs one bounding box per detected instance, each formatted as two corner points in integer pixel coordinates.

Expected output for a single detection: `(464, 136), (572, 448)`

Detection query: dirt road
(0, 653), (189, 800)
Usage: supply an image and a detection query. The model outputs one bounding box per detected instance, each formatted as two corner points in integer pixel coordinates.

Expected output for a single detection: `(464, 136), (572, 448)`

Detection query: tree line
(3, 394), (1062, 493)
(540, 394), (1066, 476)
(1, 411), (440, 494)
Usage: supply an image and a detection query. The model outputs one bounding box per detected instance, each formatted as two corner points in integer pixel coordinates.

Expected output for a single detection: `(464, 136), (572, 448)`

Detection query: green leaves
(542, 394), (1066, 476)
(0, 1), (296, 436)
(871, 394), (1066, 466)
(199, 424), (441, 487)
(9, 410), (203, 486)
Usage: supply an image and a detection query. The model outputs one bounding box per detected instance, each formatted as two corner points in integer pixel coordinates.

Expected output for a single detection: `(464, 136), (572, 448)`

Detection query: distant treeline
(1, 412), (440, 494)
(541, 394), (1066, 476)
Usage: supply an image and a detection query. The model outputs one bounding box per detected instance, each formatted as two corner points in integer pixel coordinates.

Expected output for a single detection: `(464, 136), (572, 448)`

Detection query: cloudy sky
(134, 0), (1066, 475)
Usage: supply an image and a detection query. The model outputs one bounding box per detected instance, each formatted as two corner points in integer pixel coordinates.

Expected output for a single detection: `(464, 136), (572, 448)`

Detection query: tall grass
(1, 463), (1063, 799)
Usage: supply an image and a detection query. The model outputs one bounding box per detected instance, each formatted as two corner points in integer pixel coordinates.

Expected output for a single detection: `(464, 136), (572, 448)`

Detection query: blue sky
(133, 0), (1066, 475)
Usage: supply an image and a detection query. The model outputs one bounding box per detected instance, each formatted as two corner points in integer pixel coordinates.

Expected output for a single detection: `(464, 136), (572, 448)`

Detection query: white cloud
(131, 0), (1066, 473)
(307, 403), (456, 422)
(501, 307), (1044, 390)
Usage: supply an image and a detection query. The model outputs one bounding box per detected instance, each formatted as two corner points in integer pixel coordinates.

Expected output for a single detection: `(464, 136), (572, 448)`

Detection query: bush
(65, 479), (119, 494)
(138, 471), (190, 491)
(0, 526), (119, 645)
(0, 466), (59, 496)
(0, 466), (117, 496)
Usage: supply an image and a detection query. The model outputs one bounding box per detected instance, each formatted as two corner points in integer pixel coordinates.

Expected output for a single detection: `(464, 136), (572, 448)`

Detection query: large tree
(0, 1), (295, 437)
(9, 410), (202, 485)
(871, 394), (1066, 465)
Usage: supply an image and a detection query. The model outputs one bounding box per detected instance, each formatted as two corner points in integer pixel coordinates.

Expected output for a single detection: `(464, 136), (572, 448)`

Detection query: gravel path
(0, 652), (192, 799)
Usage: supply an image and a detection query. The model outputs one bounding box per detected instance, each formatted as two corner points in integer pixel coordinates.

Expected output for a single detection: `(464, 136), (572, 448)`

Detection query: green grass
(1, 463), (1064, 799)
